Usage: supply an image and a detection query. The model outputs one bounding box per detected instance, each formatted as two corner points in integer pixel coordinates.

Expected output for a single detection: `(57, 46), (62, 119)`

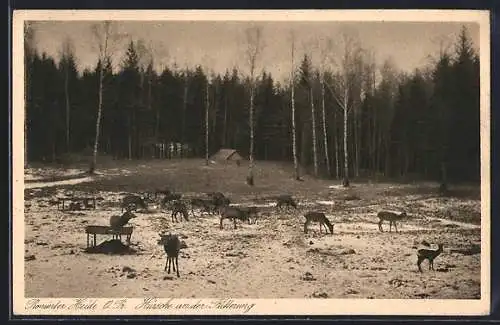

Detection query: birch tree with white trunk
(88, 21), (124, 174)
(289, 30), (301, 181)
(318, 39), (332, 178)
(202, 56), (214, 166)
(243, 26), (265, 186)
(323, 32), (364, 187)
(301, 40), (319, 178)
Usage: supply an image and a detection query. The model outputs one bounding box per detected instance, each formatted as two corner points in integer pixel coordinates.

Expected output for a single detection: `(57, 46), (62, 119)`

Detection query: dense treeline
(24, 25), (480, 184)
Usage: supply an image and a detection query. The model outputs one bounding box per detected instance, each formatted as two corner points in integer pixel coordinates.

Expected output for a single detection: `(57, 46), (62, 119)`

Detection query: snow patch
(328, 185), (347, 190)
(317, 200), (336, 206)
(24, 176), (94, 189)
(230, 202), (276, 208)
(427, 217), (480, 230)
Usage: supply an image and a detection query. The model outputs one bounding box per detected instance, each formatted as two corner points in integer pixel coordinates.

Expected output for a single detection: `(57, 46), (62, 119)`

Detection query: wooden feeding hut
(210, 148), (244, 166)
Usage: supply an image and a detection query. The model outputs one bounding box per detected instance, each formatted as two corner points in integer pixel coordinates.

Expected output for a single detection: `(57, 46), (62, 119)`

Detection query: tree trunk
(223, 95), (228, 147)
(310, 87), (318, 177)
(335, 129), (340, 179)
(128, 114), (132, 160)
(343, 104), (349, 187)
(212, 83), (218, 149)
(247, 85), (255, 186)
(181, 79), (188, 158)
(89, 61), (105, 174)
(353, 111), (360, 178)
(64, 63), (71, 153)
(291, 37), (300, 181)
(291, 80), (299, 180)
(89, 23), (110, 174)
(334, 109), (340, 179)
(205, 79), (209, 166)
(320, 77), (331, 177)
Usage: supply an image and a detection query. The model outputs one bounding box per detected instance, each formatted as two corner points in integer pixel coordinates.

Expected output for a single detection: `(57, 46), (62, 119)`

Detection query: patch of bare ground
(23, 160), (481, 299)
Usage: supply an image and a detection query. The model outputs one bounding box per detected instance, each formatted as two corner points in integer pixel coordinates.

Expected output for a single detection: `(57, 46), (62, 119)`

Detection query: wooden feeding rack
(58, 197), (97, 211)
(85, 225), (134, 248)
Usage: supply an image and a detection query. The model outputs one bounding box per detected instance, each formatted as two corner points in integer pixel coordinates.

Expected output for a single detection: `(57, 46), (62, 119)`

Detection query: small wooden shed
(210, 148), (244, 165)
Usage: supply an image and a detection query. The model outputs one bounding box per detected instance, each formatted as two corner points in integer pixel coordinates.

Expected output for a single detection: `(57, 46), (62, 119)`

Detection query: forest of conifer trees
(24, 23), (480, 186)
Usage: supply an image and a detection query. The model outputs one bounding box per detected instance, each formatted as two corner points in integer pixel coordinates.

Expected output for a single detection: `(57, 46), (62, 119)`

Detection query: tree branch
(324, 81), (348, 113)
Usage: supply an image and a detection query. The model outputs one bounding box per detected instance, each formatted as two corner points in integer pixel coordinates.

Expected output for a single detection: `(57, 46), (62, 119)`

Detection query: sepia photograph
(12, 10), (490, 316)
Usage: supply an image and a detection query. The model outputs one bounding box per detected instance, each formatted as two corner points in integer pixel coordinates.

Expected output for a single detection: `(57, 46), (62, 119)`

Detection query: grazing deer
(170, 201), (190, 222)
(377, 211), (407, 233)
(417, 244), (444, 272)
(276, 195), (298, 210)
(303, 211), (334, 234)
(219, 206), (250, 230)
(109, 209), (137, 230)
(157, 233), (182, 277)
(121, 195), (147, 213)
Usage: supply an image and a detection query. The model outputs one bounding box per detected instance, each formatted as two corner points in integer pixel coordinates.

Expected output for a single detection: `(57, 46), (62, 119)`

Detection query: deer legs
(165, 257), (180, 277)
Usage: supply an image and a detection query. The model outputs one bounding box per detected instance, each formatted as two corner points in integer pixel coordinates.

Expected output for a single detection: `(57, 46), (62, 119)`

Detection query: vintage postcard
(12, 9), (490, 316)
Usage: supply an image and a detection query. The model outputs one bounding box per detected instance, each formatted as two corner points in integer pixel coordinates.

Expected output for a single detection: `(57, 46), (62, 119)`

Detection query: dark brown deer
(276, 195), (298, 210)
(109, 209), (137, 230)
(170, 201), (190, 222)
(417, 244), (444, 272)
(303, 211), (334, 234)
(121, 195), (147, 213)
(219, 206), (250, 230)
(157, 233), (182, 277)
(377, 211), (407, 233)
